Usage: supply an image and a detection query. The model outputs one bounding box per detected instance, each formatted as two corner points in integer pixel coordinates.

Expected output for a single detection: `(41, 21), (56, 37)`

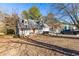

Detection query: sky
(0, 3), (74, 23)
(0, 3), (52, 16)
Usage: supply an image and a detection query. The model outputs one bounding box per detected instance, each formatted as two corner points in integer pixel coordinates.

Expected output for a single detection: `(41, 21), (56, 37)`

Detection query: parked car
(74, 30), (79, 34)
(60, 29), (77, 35)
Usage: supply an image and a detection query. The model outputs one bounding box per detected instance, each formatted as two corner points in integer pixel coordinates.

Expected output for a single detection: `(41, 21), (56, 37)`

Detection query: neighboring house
(49, 20), (78, 34)
(61, 22), (77, 30)
(18, 19), (50, 36)
(45, 19), (62, 33)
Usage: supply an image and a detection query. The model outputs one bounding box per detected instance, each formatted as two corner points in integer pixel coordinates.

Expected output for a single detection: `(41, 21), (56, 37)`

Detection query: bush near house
(6, 29), (15, 35)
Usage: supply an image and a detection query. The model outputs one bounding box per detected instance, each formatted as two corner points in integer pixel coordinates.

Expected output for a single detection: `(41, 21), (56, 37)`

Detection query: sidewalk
(49, 33), (79, 39)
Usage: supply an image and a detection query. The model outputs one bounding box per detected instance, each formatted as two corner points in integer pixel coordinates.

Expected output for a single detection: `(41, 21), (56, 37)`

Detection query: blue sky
(0, 3), (52, 16)
(0, 3), (73, 23)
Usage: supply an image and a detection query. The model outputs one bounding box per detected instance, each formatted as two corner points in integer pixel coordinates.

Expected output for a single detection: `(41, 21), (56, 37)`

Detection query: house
(60, 20), (78, 31)
(18, 19), (50, 36)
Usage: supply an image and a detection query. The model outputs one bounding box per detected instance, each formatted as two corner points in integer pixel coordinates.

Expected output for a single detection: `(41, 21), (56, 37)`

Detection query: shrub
(6, 29), (15, 35)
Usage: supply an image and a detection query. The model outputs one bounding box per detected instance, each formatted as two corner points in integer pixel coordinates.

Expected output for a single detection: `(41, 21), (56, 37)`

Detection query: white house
(18, 19), (50, 36)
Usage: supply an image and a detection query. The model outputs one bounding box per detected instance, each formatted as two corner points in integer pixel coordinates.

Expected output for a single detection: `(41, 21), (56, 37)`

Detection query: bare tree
(3, 13), (19, 35)
(51, 3), (79, 28)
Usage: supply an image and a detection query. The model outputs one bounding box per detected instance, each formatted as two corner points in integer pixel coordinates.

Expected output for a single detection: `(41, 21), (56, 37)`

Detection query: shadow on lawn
(14, 37), (79, 56)
(0, 36), (79, 56)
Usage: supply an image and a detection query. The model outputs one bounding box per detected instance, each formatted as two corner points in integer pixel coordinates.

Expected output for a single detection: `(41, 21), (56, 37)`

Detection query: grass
(0, 34), (79, 56)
